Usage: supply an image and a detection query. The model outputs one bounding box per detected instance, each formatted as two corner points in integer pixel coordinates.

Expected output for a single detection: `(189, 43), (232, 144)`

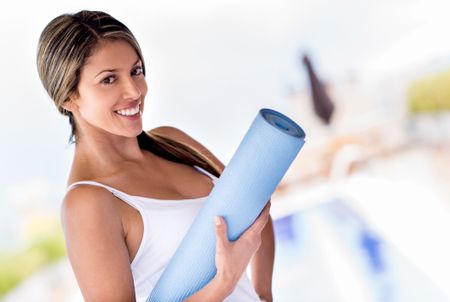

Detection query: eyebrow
(95, 58), (142, 78)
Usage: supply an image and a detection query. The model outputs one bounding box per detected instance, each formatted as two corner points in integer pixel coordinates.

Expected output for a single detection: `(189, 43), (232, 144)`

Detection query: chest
(120, 188), (210, 265)
(108, 161), (214, 201)
(114, 165), (214, 264)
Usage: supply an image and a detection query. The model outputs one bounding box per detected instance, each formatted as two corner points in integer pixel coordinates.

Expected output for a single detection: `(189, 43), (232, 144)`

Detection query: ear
(61, 101), (74, 113)
(62, 95), (79, 113)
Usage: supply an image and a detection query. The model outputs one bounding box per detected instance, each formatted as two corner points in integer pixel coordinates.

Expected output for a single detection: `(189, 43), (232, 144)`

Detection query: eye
(101, 75), (116, 85)
(132, 66), (144, 77)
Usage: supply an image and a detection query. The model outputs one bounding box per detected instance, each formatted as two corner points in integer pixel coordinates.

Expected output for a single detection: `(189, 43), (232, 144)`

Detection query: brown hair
(36, 10), (221, 177)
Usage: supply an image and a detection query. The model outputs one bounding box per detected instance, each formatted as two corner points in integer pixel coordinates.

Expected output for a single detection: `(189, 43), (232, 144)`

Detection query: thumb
(214, 216), (229, 250)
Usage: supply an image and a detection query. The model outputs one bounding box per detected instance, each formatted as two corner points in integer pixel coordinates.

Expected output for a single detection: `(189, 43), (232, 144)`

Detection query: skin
(61, 39), (274, 301)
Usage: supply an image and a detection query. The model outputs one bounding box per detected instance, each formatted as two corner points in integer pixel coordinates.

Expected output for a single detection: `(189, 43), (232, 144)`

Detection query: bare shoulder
(61, 185), (122, 230)
(149, 126), (225, 171)
(149, 126), (207, 151)
(61, 186), (135, 301)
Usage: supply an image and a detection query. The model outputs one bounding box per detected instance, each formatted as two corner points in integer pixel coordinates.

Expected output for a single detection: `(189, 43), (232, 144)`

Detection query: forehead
(83, 40), (140, 72)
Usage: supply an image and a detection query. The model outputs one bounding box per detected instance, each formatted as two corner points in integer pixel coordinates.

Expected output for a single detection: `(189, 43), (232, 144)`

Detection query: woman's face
(68, 39), (147, 139)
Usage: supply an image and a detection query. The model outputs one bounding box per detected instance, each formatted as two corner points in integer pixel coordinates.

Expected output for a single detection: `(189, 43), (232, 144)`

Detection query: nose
(121, 75), (142, 100)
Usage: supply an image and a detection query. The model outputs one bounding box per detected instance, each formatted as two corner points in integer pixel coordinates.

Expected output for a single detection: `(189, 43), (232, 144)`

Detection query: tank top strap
(193, 165), (219, 183)
(65, 165), (218, 194)
(65, 180), (123, 195)
(65, 180), (144, 211)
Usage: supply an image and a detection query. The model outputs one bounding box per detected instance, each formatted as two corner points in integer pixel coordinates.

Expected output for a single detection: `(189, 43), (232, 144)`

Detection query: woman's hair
(36, 10), (221, 177)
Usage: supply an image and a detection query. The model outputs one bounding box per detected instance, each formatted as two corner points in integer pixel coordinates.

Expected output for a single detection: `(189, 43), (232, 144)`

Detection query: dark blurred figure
(302, 54), (335, 124)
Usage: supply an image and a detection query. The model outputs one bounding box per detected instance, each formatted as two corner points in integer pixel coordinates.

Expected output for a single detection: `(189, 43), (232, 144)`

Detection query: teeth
(116, 104), (140, 116)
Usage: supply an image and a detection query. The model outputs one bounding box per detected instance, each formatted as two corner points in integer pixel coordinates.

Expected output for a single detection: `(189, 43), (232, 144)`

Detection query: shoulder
(61, 184), (122, 228)
(148, 126), (225, 171)
(61, 186), (135, 301)
(149, 126), (203, 149)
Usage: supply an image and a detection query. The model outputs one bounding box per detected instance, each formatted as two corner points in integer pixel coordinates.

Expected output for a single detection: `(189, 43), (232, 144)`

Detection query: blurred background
(1, 0), (450, 301)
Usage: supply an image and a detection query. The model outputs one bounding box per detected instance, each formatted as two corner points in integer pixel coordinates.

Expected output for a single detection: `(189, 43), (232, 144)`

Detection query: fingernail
(214, 216), (221, 226)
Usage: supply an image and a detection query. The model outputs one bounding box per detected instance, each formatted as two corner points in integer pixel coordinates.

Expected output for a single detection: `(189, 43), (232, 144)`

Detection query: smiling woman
(66, 39), (147, 137)
(35, 10), (274, 302)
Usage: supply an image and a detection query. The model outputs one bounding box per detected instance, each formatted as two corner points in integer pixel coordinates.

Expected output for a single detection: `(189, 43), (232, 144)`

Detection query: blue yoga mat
(147, 108), (306, 301)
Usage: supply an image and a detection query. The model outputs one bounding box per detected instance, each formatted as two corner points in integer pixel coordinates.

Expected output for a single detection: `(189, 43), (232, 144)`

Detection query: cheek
(138, 78), (148, 96)
(79, 88), (116, 116)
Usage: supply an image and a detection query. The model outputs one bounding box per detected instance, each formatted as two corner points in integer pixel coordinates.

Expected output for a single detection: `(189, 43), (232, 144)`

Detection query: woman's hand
(213, 201), (272, 296)
(182, 202), (272, 302)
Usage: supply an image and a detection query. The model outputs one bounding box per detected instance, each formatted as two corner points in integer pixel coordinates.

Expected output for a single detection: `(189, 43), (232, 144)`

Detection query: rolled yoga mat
(147, 108), (306, 301)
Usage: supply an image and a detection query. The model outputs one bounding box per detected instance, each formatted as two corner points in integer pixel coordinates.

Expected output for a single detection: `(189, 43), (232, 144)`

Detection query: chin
(130, 128), (144, 137)
(117, 126), (143, 138)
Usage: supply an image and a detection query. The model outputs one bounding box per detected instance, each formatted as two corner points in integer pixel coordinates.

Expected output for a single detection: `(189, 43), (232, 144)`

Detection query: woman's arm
(250, 210), (275, 302)
(182, 275), (230, 302)
(61, 186), (136, 302)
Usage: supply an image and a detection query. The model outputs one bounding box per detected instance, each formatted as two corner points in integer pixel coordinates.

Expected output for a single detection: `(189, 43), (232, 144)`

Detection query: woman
(36, 10), (274, 302)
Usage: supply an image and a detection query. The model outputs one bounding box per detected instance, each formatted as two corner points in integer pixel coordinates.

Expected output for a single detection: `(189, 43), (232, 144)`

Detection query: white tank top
(66, 165), (260, 302)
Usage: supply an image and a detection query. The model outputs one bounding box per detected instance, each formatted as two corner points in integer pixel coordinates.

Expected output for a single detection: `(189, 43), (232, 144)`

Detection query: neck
(71, 129), (156, 179)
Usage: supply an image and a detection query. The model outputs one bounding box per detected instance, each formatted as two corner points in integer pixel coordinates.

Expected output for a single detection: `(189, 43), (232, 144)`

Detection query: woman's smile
(115, 101), (142, 119)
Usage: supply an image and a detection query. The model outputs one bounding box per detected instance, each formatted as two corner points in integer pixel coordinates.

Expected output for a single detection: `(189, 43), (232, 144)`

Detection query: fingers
(215, 201), (271, 246)
(253, 202), (271, 231)
(214, 216), (229, 250)
(242, 201), (271, 240)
